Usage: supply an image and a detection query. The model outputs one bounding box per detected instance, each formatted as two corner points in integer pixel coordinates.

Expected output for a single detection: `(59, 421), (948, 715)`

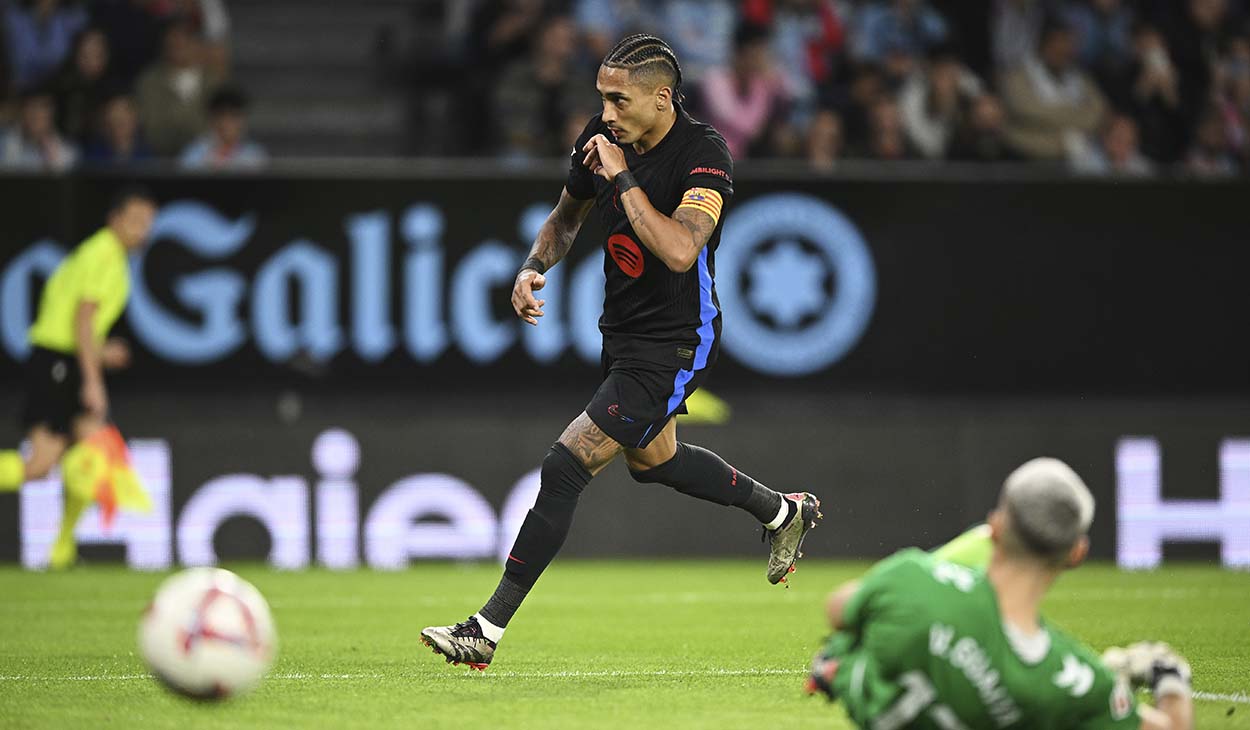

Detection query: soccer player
(806, 458), (1194, 730)
(420, 34), (821, 669)
(0, 186), (157, 569)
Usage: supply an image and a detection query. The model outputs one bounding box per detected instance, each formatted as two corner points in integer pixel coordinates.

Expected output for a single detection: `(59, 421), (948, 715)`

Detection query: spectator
(88, 0), (163, 83)
(467, 0), (547, 73)
(1164, 0), (1237, 126)
(1063, 0), (1134, 79)
(0, 25), (10, 115)
(84, 92), (153, 166)
(664, 0), (737, 84)
(180, 86), (267, 169)
(52, 27), (112, 144)
(838, 62), (887, 148)
(150, 0), (231, 76)
(852, 95), (916, 159)
(3, 0), (88, 91)
(1216, 34), (1250, 167)
(0, 86), (77, 170)
(575, 0), (657, 61)
(1069, 113), (1154, 175)
(898, 48), (984, 158)
(806, 107), (845, 169)
(1185, 104), (1240, 176)
(766, 0), (849, 117)
(949, 93), (1020, 161)
(136, 20), (222, 156)
(1000, 18), (1108, 160)
(462, 0), (550, 155)
(700, 22), (791, 158)
(491, 15), (590, 159)
(931, 0), (995, 79)
(851, 0), (949, 81)
(1102, 24), (1186, 162)
(992, 0), (1044, 70)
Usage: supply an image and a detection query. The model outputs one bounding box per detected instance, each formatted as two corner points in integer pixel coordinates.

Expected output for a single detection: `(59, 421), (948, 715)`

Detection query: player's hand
(101, 337), (131, 370)
(81, 377), (108, 418)
(1102, 642), (1192, 698)
(511, 268), (547, 326)
(804, 642), (840, 702)
(582, 134), (627, 182)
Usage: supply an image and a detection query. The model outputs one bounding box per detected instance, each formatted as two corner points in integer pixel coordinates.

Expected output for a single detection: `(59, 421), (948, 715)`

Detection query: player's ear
(986, 508), (1004, 545)
(656, 85), (671, 111)
(1064, 536), (1089, 569)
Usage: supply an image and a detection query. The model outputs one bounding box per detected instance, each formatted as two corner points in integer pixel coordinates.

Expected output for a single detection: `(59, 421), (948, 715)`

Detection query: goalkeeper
(807, 458), (1193, 730)
(0, 187), (157, 569)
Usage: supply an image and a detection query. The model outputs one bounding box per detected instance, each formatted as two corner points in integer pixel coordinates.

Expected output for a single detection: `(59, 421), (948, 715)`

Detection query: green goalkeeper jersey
(829, 549), (1137, 730)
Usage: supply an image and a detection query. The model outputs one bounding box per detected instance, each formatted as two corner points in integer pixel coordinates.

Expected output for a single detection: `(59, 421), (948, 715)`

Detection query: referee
(0, 186), (156, 569)
(422, 35), (821, 669)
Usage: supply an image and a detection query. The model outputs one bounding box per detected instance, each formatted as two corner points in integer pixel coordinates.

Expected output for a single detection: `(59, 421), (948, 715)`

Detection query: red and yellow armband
(676, 187), (724, 225)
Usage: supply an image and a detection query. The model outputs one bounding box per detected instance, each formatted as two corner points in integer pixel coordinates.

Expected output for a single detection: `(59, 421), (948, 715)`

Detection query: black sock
(630, 442), (784, 524)
(479, 443), (592, 629)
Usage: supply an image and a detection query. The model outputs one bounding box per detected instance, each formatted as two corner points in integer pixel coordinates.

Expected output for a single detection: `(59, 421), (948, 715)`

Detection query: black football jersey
(566, 102), (734, 369)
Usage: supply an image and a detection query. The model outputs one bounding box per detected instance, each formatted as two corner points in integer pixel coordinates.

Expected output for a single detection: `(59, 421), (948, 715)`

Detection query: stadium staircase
(230, 0), (448, 158)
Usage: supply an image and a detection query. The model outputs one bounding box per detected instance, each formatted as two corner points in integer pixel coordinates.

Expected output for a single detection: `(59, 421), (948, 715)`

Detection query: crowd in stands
(0, 0), (265, 171)
(3, 0), (1248, 177)
(431, 0), (1249, 176)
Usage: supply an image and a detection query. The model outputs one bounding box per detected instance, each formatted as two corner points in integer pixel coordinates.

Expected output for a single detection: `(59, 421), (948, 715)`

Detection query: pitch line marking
(0, 671), (1246, 704)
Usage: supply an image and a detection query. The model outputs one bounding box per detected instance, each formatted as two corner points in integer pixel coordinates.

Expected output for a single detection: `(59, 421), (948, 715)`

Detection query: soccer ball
(138, 567), (277, 700)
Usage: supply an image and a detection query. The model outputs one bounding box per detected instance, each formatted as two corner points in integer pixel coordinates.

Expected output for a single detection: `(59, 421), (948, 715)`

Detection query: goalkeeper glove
(1102, 641), (1192, 699)
(804, 645), (840, 701)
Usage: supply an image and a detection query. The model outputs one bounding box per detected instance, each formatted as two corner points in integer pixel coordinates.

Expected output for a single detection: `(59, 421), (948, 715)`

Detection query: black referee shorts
(585, 349), (716, 450)
(19, 347), (87, 437)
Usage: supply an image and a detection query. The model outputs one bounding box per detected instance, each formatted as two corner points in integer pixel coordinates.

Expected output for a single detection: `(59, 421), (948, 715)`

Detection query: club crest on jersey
(608, 234), (644, 278)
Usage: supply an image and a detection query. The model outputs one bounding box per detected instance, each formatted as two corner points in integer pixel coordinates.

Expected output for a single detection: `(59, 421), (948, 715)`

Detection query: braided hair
(601, 34), (684, 102)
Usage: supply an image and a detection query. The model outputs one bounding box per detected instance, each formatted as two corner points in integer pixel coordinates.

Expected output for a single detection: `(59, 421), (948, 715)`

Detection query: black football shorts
(585, 349), (716, 450)
(19, 347), (87, 437)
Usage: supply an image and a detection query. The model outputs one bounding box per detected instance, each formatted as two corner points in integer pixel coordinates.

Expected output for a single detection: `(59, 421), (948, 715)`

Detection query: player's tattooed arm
(672, 206), (717, 256)
(558, 412), (623, 476)
(617, 192), (713, 273)
(528, 188), (593, 271)
(514, 189), (593, 325)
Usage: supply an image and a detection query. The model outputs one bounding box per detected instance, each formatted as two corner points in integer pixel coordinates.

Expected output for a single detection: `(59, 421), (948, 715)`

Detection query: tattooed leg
(558, 411), (624, 476)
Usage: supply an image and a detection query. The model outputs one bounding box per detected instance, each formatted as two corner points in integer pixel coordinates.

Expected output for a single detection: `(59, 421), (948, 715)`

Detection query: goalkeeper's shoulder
(931, 523), (992, 569)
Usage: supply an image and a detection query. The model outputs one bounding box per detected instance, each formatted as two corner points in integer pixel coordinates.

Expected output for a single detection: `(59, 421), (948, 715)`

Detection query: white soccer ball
(138, 567), (278, 700)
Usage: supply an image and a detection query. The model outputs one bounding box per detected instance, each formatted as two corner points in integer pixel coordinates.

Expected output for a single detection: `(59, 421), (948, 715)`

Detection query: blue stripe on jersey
(657, 246), (718, 430)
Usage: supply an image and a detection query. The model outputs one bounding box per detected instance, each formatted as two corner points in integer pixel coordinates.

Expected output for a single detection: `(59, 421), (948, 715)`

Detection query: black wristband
(520, 256), (547, 276)
(615, 170), (639, 196)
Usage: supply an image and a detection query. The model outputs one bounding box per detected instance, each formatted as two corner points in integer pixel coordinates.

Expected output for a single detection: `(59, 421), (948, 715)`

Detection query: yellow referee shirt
(28, 228), (131, 355)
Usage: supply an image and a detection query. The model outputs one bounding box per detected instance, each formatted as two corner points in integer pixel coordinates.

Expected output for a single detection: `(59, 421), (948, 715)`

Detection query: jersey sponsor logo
(1053, 654), (1095, 697)
(608, 234), (645, 278)
(689, 166), (731, 182)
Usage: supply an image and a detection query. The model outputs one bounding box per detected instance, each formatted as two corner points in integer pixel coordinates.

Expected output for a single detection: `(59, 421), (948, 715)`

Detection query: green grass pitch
(1, 561), (1247, 729)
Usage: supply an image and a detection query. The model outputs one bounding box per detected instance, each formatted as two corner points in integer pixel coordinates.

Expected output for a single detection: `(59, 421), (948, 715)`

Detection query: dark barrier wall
(2, 173), (1249, 392)
(0, 390), (1246, 566)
